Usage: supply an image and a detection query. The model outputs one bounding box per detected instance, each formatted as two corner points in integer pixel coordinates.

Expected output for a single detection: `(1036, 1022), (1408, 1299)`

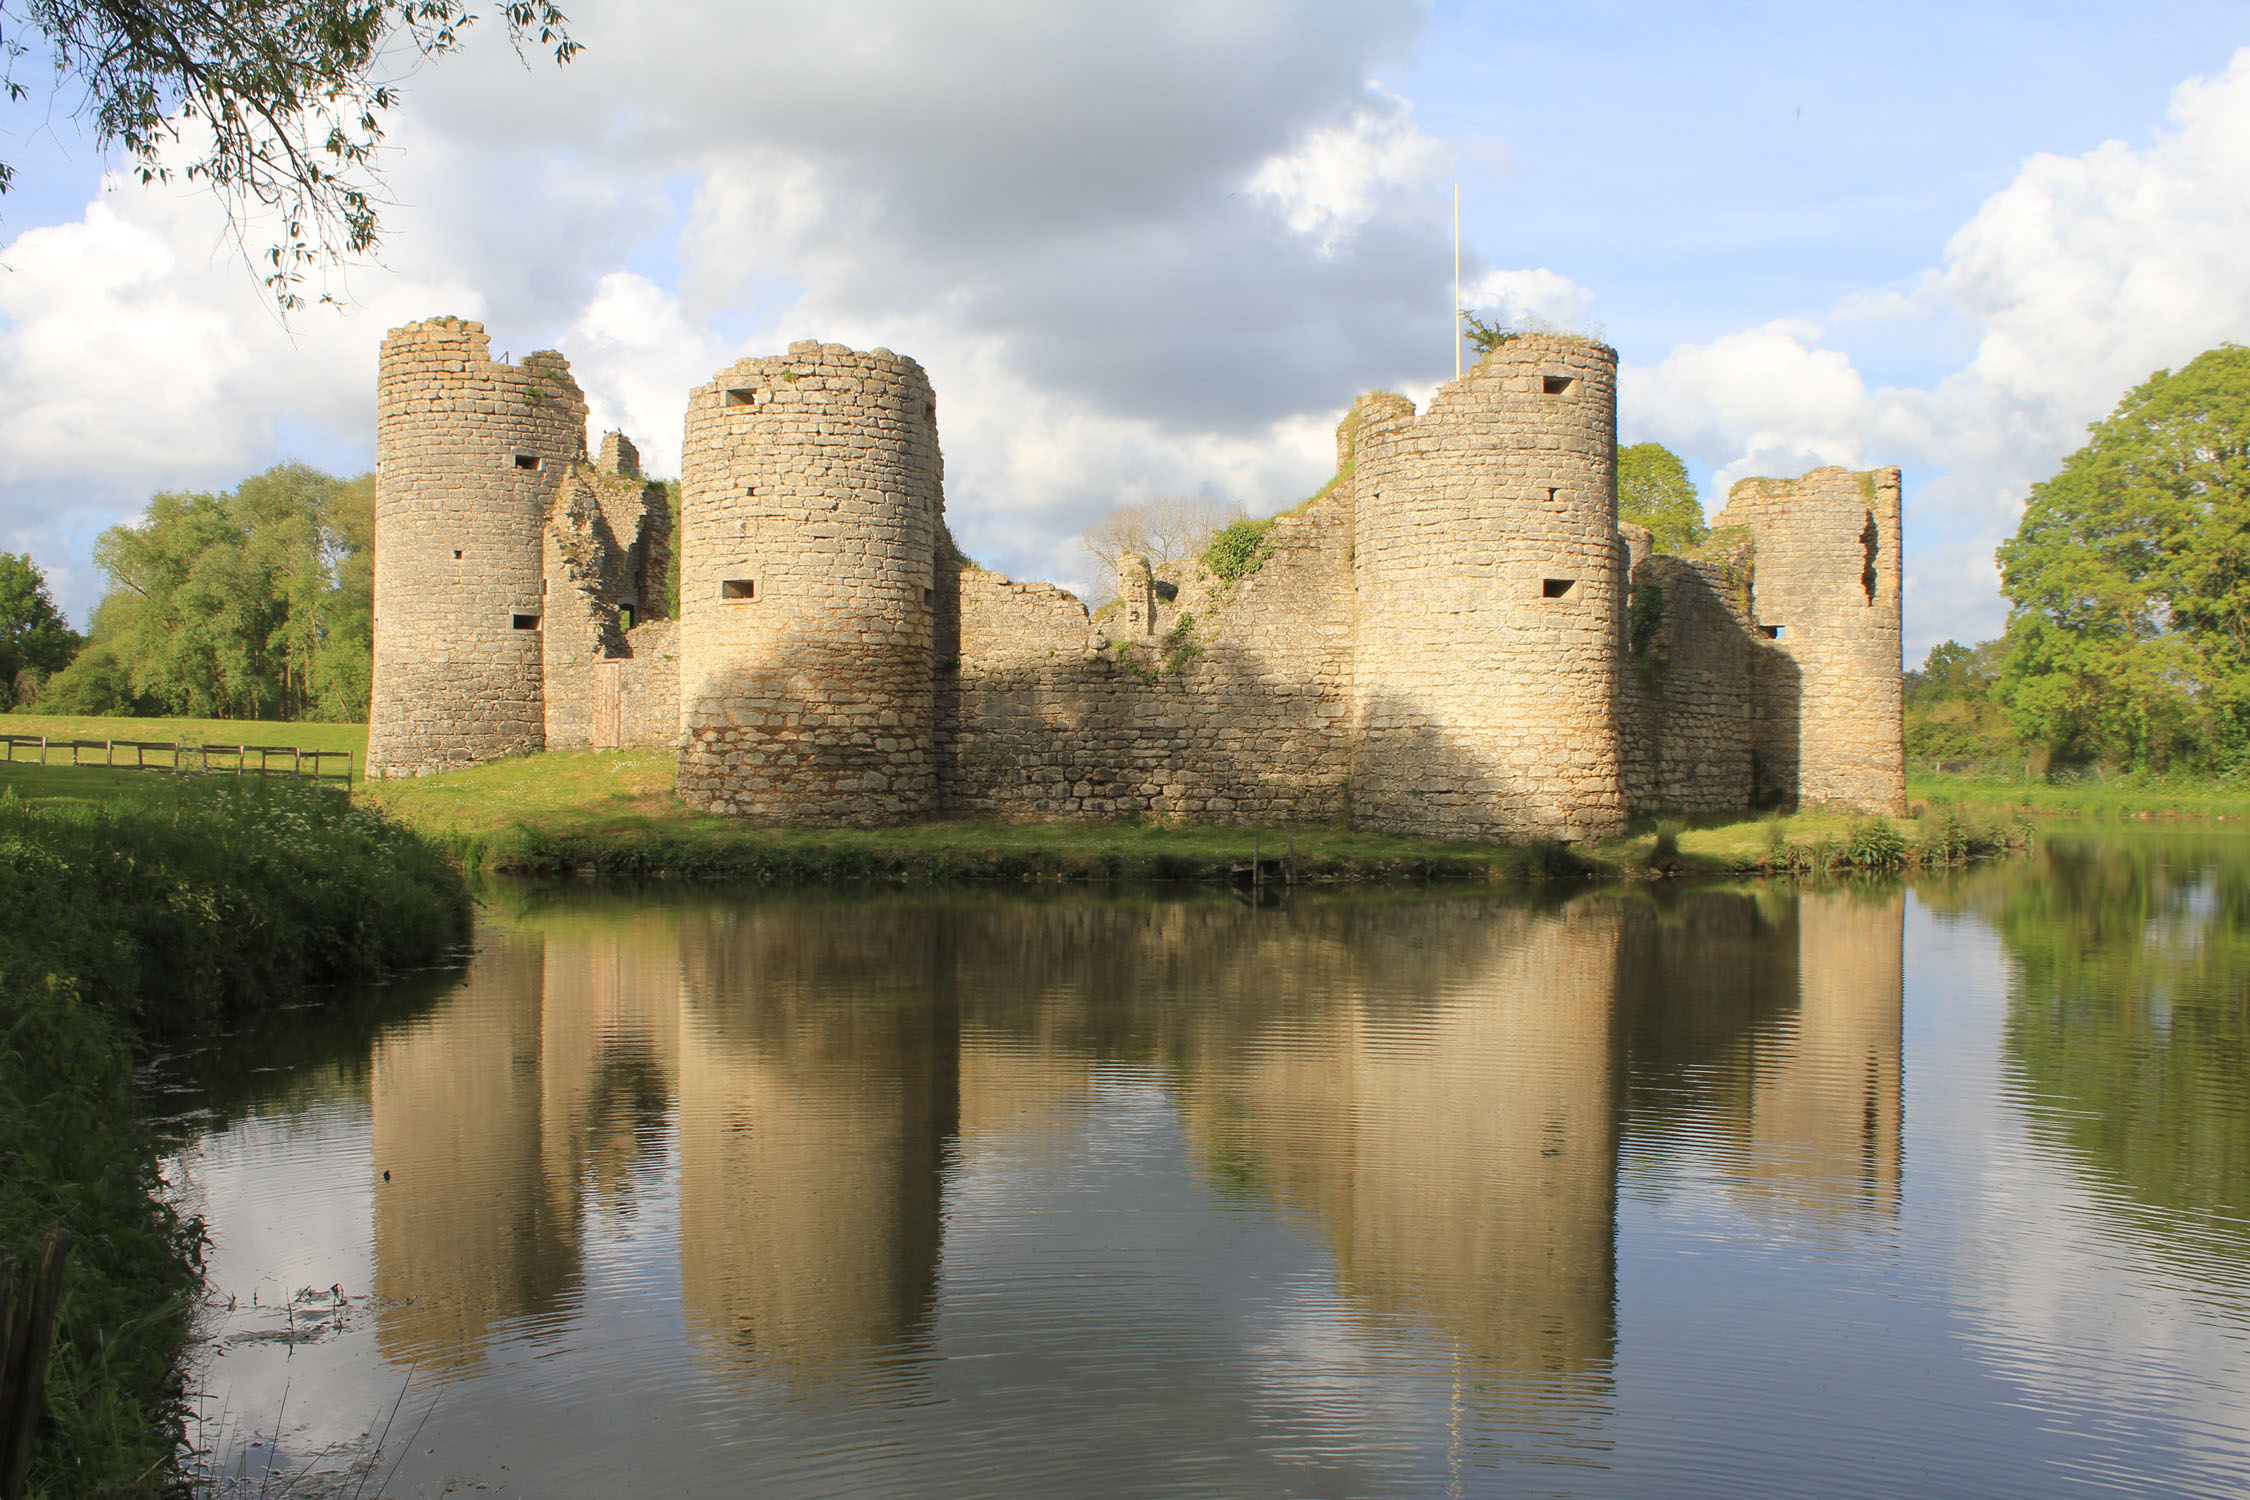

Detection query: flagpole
(1453, 180), (1462, 381)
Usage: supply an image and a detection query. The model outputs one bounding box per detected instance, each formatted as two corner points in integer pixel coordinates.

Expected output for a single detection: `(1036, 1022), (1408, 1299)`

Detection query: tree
(0, 1), (579, 309)
(1903, 638), (2019, 762)
(1080, 495), (1238, 603)
(1996, 343), (2250, 771)
(42, 462), (374, 719)
(1617, 442), (1708, 554)
(0, 551), (83, 708)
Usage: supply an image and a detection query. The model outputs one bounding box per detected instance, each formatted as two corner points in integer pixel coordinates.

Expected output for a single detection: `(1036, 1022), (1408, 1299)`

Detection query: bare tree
(1079, 495), (1237, 603)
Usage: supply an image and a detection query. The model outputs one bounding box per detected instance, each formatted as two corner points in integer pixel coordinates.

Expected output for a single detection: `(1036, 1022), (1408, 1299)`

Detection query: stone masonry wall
(936, 488), (1354, 822)
(542, 435), (672, 750)
(369, 318), (588, 776)
(1350, 335), (1627, 842)
(677, 342), (942, 823)
(1715, 467), (1906, 813)
(1618, 538), (1760, 815)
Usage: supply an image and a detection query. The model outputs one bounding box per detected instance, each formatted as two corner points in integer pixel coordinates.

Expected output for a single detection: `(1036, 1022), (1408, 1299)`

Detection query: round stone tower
(367, 317), (589, 776)
(1349, 333), (1626, 841)
(676, 340), (942, 824)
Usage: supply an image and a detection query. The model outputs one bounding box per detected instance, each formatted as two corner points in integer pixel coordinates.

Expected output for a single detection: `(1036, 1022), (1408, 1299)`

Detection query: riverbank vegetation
(0, 777), (468, 1495)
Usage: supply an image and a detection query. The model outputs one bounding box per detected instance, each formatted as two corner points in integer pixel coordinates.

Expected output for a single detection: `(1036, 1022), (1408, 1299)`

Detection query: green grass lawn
(1908, 769), (2250, 821)
(1, 710), (367, 757)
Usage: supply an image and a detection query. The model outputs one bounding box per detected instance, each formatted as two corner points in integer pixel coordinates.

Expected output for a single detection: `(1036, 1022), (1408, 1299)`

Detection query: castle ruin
(366, 318), (1904, 840)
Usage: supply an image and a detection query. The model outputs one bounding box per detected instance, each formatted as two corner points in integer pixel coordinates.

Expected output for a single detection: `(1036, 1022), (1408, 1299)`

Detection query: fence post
(0, 1227), (71, 1500)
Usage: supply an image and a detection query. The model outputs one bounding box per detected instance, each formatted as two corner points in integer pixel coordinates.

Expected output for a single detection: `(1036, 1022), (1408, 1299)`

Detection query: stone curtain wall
(543, 435), (673, 750)
(369, 319), (589, 777)
(1618, 549), (1759, 815)
(1350, 335), (1628, 842)
(1715, 468), (1906, 813)
(678, 343), (943, 823)
(936, 492), (1355, 822)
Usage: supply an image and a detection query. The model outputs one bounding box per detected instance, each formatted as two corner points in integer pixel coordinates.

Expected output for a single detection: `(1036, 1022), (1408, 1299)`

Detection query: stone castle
(366, 317), (1904, 841)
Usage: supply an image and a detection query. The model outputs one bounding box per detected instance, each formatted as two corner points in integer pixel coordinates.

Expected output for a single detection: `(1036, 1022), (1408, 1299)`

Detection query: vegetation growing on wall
(1629, 581), (1664, 670)
(1695, 526), (1756, 619)
(1202, 516), (1276, 584)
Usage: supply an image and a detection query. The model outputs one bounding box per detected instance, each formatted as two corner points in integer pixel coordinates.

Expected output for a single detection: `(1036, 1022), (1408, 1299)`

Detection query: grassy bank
(354, 747), (1579, 883)
(1597, 802), (2026, 877)
(0, 712), (2050, 885)
(0, 776), (468, 1497)
(1909, 767), (2250, 822)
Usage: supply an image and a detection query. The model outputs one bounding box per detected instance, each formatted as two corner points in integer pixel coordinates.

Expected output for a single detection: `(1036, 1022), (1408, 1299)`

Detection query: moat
(163, 831), (2250, 1498)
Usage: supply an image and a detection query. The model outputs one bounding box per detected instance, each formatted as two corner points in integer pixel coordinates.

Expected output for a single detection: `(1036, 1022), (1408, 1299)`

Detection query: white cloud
(1249, 89), (1448, 247)
(1460, 266), (1597, 335)
(3, 0), (1460, 623)
(1623, 45), (2250, 657)
(558, 273), (728, 480)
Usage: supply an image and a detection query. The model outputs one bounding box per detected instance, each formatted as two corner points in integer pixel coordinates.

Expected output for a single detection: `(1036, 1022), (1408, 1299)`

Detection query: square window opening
(724, 387), (758, 407)
(922, 587), (934, 605)
(1542, 578), (1577, 599)
(1542, 375), (1576, 396)
(1759, 624), (1785, 640)
(512, 613), (541, 631)
(453, 549), (463, 560)
(513, 454), (540, 470)
(721, 578), (757, 601)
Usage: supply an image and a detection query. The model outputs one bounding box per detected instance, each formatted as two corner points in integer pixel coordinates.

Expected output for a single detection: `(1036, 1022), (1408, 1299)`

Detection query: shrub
(1202, 518), (1276, 584)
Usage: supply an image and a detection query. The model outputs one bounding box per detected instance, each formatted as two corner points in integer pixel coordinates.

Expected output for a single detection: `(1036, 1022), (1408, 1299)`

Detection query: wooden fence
(0, 735), (355, 782)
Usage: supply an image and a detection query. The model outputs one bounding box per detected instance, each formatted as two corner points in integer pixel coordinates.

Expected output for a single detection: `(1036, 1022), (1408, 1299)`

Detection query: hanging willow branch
(0, 1), (579, 310)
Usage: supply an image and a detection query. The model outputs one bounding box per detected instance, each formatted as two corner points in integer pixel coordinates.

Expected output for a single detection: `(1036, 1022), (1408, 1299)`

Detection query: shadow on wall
(937, 542), (1604, 837)
(1752, 641), (1804, 811)
(1349, 685), (1628, 843)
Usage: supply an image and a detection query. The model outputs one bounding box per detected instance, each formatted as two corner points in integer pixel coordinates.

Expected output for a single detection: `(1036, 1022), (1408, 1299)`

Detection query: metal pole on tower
(1453, 181), (1462, 381)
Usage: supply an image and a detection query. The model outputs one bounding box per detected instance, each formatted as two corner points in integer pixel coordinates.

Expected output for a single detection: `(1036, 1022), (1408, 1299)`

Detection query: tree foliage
(1617, 441), (1708, 554)
(1080, 494), (1237, 602)
(42, 462), (373, 719)
(0, 550), (83, 708)
(1996, 343), (2250, 770)
(0, 0), (579, 308)
(1904, 638), (2018, 762)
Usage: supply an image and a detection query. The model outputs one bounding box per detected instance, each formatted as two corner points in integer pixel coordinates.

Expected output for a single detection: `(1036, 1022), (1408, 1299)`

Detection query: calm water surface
(163, 832), (2250, 1497)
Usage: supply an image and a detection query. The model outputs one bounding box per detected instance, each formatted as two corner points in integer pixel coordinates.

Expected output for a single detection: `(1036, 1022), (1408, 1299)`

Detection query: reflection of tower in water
(1737, 891), (1904, 1221)
(673, 905), (959, 1389)
(1617, 886), (1905, 1225)
(369, 914), (684, 1371)
(1174, 900), (1623, 1448)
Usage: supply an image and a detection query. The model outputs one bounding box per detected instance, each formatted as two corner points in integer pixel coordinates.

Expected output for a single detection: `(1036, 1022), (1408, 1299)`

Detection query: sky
(4, 0), (2250, 660)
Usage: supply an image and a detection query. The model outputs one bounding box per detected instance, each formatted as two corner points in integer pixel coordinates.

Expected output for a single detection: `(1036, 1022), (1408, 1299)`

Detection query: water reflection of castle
(366, 889), (1902, 1430)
